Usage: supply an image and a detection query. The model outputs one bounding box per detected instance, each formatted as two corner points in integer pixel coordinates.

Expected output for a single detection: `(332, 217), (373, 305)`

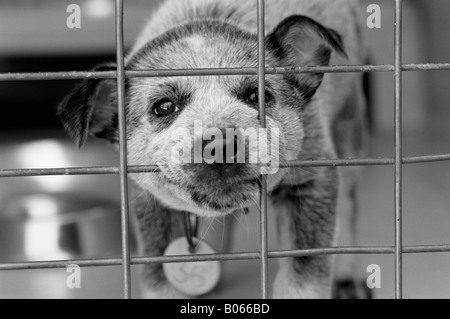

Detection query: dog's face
(58, 16), (344, 217)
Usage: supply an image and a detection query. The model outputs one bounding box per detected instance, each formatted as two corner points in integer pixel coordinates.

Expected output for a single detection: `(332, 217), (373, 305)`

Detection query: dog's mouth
(189, 179), (259, 211)
(164, 174), (260, 212)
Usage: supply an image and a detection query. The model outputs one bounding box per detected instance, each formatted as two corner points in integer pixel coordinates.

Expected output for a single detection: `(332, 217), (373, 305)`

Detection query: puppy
(58, 0), (369, 299)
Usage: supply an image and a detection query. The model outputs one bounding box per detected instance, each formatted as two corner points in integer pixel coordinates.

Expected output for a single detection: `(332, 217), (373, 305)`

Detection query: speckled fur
(58, 0), (368, 299)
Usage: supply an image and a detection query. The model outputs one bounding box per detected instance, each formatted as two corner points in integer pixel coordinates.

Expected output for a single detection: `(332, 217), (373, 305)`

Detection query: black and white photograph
(0, 0), (449, 302)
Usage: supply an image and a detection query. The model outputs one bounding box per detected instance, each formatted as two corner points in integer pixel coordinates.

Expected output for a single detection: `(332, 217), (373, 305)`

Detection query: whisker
(249, 195), (261, 213)
(243, 208), (250, 241)
(221, 215), (226, 251)
(198, 216), (216, 249)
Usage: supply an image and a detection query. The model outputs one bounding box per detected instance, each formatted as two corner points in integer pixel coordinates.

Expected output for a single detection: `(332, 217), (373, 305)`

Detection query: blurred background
(0, 0), (450, 299)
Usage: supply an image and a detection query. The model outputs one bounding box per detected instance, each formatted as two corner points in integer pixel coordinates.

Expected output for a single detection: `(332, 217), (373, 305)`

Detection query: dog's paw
(332, 279), (374, 299)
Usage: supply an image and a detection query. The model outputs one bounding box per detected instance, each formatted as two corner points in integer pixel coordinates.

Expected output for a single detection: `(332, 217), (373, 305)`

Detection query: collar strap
(183, 212), (199, 253)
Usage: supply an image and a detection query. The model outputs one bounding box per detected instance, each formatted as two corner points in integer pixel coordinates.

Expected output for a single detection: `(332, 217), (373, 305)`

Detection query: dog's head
(58, 15), (345, 217)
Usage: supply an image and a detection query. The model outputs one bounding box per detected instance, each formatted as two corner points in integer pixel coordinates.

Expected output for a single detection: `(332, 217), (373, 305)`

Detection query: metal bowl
(0, 138), (136, 262)
(0, 192), (125, 262)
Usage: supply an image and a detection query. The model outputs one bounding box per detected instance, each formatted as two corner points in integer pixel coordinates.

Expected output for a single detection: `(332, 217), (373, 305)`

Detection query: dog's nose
(202, 134), (239, 172)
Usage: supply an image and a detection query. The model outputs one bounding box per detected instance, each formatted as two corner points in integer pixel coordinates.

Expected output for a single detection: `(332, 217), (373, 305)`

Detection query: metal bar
(394, 0), (403, 300)
(3, 153), (450, 178)
(0, 0), (445, 300)
(257, 0), (269, 300)
(0, 71), (116, 81)
(115, 0), (131, 299)
(3, 244), (450, 271)
(0, 167), (120, 178)
(402, 154), (450, 164)
(285, 154), (450, 167)
(403, 245), (450, 254)
(3, 62), (450, 82)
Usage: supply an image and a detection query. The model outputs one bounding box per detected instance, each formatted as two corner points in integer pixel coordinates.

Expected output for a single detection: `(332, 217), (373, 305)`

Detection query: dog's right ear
(266, 15), (347, 101)
(57, 63), (118, 148)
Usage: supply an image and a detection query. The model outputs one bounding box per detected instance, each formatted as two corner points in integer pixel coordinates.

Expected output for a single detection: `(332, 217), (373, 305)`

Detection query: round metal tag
(163, 237), (221, 297)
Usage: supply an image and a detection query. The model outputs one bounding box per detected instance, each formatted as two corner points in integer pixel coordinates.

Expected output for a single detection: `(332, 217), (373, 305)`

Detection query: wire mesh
(0, 0), (447, 299)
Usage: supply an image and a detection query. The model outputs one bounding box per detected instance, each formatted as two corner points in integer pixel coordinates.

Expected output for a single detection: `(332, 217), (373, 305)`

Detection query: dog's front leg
(131, 185), (187, 299)
(271, 167), (338, 299)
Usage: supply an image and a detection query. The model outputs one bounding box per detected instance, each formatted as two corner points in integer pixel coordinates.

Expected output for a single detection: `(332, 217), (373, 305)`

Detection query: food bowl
(0, 138), (136, 262)
(0, 192), (126, 262)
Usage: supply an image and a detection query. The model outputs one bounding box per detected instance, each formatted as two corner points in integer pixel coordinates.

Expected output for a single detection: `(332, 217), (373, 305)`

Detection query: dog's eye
(245, 89), (272, 104)
(153, 99), (179, 116)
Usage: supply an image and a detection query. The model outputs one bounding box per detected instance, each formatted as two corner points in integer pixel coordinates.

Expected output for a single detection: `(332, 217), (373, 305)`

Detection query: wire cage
(1, 0), (450, 299)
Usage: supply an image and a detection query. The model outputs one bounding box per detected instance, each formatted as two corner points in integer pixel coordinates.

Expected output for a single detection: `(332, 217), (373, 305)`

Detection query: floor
(1, 126), (450, 299)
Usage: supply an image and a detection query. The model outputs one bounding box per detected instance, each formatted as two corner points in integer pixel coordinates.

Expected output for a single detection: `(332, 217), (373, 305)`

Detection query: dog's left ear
(266, 15), (347, 100)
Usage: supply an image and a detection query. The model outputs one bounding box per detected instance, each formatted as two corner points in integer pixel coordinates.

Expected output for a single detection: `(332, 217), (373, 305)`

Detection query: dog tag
(163, 237), (221, 297)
